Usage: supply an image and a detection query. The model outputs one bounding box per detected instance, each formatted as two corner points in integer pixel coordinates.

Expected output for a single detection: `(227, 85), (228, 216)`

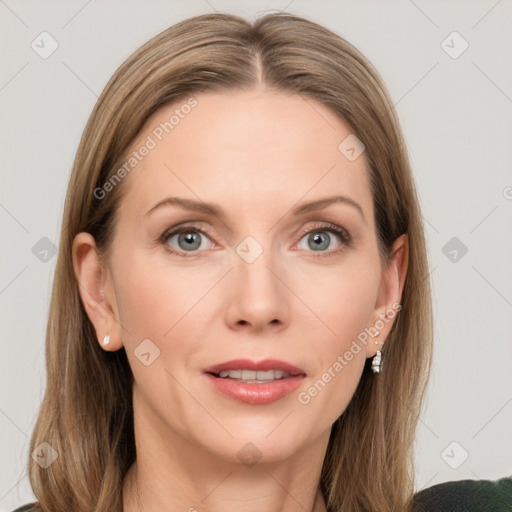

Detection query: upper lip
(204, 359), (306, 376)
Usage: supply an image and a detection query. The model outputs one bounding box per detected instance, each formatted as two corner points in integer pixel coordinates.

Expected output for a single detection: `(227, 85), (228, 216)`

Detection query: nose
(224, 244), (290, 333)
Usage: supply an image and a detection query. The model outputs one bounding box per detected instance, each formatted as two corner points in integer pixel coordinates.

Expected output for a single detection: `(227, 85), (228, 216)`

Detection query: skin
(72, 88), (408, 512)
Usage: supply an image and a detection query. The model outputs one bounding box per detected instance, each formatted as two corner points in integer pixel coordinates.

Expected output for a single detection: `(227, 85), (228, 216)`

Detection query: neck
(123, 462), (328, 512)
(122, 384), (331, 512)
(122, 410), (330, 512)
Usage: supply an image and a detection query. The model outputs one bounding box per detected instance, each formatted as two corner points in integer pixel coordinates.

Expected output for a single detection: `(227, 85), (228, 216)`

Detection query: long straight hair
(26, 12), (433, 512)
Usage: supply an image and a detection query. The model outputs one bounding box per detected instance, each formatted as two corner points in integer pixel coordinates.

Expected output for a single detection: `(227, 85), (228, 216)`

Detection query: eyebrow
(145, 194), (365, 223)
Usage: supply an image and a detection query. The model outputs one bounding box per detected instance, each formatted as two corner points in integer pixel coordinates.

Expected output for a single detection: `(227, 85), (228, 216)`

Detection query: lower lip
(204, 373), (305, 405)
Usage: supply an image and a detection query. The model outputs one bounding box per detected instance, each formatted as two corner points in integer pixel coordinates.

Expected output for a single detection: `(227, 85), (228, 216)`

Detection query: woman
(12, 11), (511, 512)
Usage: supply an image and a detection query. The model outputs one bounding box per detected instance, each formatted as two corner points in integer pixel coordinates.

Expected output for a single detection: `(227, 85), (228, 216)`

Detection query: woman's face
(77, 89), (406, 465)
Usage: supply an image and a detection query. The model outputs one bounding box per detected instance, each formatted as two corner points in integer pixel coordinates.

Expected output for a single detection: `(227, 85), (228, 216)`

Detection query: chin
(199, 422), (319, 466)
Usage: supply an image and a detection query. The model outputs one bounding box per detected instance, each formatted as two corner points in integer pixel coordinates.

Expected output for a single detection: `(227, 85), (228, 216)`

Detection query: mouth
(203, 359), (306, 405)
(204, 358), (306, 381)
(214, 368), (295, 383)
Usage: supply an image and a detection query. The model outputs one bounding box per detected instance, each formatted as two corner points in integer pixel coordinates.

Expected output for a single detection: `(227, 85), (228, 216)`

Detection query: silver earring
(373, 330), (380, 344)
(103, 334), (110, 346)
(371, 350), (383, 373)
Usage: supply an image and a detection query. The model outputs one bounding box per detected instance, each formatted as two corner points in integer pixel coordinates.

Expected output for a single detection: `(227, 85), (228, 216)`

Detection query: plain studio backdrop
(1, 0), (511, 509)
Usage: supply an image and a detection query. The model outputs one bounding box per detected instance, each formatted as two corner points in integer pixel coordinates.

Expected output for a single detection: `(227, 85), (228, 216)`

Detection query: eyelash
(159, 222), (352, 258)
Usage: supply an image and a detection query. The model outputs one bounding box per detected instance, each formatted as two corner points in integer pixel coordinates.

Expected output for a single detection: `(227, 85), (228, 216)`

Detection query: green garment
(412, 476), (512, 511)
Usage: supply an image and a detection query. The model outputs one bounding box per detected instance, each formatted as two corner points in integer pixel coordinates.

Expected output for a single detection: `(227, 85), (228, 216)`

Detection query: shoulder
(10, 503), (40, 512)
(413, 476), (512, 511)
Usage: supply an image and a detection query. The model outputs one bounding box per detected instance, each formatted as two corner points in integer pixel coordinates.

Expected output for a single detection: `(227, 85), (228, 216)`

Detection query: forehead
(118, 89), (372, 222)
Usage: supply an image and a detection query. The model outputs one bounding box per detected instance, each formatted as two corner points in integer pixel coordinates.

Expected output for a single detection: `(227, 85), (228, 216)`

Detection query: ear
(365, 233), (409, 357)
(71, 232), (123, 351)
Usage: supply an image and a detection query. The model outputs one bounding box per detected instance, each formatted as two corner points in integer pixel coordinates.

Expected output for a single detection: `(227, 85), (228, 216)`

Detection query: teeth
(217, 369), (291, 381)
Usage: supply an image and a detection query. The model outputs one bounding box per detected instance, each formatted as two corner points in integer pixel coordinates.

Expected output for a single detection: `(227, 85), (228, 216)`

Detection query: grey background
(1, 0), (511, 509)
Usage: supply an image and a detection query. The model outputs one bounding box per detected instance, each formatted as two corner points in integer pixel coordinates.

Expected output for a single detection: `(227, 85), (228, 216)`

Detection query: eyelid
(295, 222), (352, 246)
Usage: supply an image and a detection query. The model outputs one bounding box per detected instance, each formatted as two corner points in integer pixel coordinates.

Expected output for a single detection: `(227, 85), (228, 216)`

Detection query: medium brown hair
(27, 12), (433, 512)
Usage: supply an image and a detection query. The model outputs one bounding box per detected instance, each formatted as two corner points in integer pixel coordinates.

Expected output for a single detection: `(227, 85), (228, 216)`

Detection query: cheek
(112, 248), (201, 339)
(299, 254), (380, 341)
(111, 251), (203, 402)
(295, 258), (379, 417)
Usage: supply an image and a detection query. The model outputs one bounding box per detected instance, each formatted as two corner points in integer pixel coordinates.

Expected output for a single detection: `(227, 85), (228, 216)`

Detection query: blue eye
(299, 231), (336, 251)
(296, 224), (352, 256)
(161, 228), (214, 256)
(159, 222), (352, 258)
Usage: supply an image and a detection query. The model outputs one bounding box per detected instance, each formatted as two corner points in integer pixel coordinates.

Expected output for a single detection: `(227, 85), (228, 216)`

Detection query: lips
(203, 358), (306, 377)
(203, 359), (306, 405)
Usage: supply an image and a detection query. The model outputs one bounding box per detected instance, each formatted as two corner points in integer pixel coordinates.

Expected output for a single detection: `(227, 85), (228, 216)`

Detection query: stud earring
(373, 330), (380, 344)
(103, 334), (110, 346)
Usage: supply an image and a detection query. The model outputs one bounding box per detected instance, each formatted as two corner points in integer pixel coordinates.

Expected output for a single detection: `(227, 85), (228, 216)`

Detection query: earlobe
(71, 232), (121, 351)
